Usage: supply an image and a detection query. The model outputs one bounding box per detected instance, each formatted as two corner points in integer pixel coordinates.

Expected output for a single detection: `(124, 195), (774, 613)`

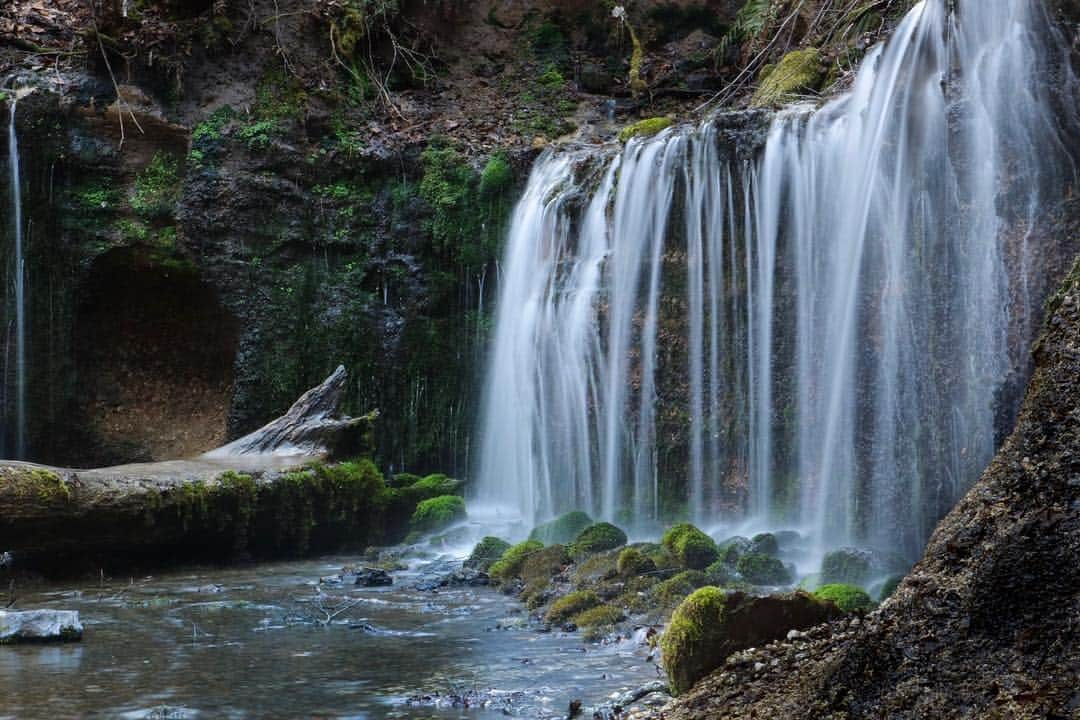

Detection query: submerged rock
(0, 609), (83, 643)
(354, 568), (393, 587)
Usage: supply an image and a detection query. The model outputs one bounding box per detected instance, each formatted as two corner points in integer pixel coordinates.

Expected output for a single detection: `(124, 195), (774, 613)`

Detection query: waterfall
(5, 97), (26, 460)
(475, 0), (1075, 557)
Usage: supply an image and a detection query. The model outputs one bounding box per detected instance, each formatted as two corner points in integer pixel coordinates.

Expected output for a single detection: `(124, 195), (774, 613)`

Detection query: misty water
(0, 554), (658, 719)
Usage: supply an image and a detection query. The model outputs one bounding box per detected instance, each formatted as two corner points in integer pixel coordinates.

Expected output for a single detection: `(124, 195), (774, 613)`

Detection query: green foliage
(546, 590), (600, 624)
(527, 20), (567, 64)
(409, 494), (466, 533)
(572, 522), (628, 555)
(751, 47), (823, 107)
(617, 546), (657, 577)
(75, 184), (117, 211)
(413, 473), (462, 496)
(389, 472), (422, 488)
(130, 153), (181, 219)
(732, 0), (770, 40)
(655, 569), (708, 609)
(114, 218), (150, 242)
(479, 152), (513, 197)
(572, 603), (626, 640)
(660, 586), (729, 694)
(530, 510), (594, 545)
(820, 548), (872, 585)
(192, 105), (236, 143)
(704, 559), (734, 586)
(736, 553), (791, 585)
(465, 536), (512, 572)
(537, 66), (565, 89)
(750, 532), (779, 556)
(813, 583), (873, 613)
(662, 523), (719, 570)
(254, 71), (308, 122)
(489, 539), (544, 581)
(618, 116), (675, 142)
(238, 119), (277, 150)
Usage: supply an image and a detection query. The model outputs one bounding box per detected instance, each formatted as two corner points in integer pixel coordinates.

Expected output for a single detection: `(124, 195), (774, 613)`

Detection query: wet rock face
(0, 610), (83, 644)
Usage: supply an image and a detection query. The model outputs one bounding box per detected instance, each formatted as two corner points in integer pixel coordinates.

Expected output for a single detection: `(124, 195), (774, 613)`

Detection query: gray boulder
(0, 609), (83, 643)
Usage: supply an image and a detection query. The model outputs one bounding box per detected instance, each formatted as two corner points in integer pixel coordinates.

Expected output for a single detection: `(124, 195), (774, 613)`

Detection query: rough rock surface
(644, 258), (1080, 718)
(0, 610), (83, 643)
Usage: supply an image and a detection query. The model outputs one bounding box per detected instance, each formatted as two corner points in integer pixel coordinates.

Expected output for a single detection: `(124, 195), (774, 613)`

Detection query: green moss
(655, 569), (708, 610)
(238, 119), (277, 150)
(479, 152), (513, 197)
(489, 539), (544, 582)
(662, 523), (719, 570)
(573, 603), (626, 640)
(750, 532), (779, 556)
(530, 510), (594, 545)
(737, 553), (791, 585)
(388, 472), (422, 488)
(618, 116), (675, 142)
(660, 586), (729, 694)
(751, 47), (822, 107)
(4, 467), (72, 504)
(466, 536), (512, 572)
(546, 589), (600, 624)
(413, 473), (462, 496)
(820, 549), (871, 585)
(617, 547), (657, 577)
(572, 522), (628, 555)
(130, 153), (181, 219)
(409, 494), (466, 533)
(520, 544), (571, 598)
(704, 559), (734, 586)
(813, 583), (873, 613)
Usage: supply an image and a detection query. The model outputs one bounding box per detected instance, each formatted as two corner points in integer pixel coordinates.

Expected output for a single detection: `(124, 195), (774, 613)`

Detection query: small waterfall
(476, 0), (1075, 556)
(5, 96), (26, 460)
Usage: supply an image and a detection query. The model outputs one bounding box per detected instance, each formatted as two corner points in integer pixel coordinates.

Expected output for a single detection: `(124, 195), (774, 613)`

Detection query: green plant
(655, 569), (708, 609)
(572, 522), (628, 555)
(489, 539), (544, 581)
(479, 152), (513, 197)
(660, 586), (729, 693)
(618, 116), (674, 142)
(751, 47), (823, 107)
(573, 603), (625, 640)
(820, 548), (872, 585)
(238, 119), (277, 150)
(465, 536), (512, 572)
(130, 153), (181, 218)
(813, 584), (873, 613)
(546, 590), (600, 624)
(409, 494), (466, 533)
(616, 546), (657, 577)
(736, 553), (791, 585)
(662, 523), (719, 570)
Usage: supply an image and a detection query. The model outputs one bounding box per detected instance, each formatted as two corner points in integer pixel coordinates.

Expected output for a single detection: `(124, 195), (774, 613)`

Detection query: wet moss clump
(751, 48), (822, 107)
(662, 523), (719, 570)
(465, 536), (512, 572)
(529, 510), (593, 545)
(736, 553), (791, 585)
(409, 495), (466, 533)
(660, 586), (728, 694)
(546, 590), (601, 624)
(820, 548), (872, 585)
(618, 116), (674, 142)
(573, 603), (626, 641)
(655, 569), (709, 610)
(489, 540), (544, 582)
(572, 522), (628, 555)
(617, 546), (657, 577)
(2, 467), (73, 505)
(813, 583), (873, 613)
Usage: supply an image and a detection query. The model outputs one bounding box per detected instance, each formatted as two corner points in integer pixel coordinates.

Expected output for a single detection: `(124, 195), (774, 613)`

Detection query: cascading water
(476, 0), (1076, 558)
(3, 95), (26, 460)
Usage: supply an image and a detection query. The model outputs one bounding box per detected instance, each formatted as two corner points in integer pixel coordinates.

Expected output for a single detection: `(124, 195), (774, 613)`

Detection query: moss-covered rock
(750, 532), (779, 556)
(751, 47), (822, 107)
(529, 510), (594, 545)
(573, 603), (626, 640)
(465, 536), (511, 572)
(813, 583), (874, 613)
(409, 495), (466, 533)
(488, 539), (543, 582)
(736, 553), (792, 585)
(546, 589), (601, 624)
(661, 589), (843, 694)
(662, 523), (719, 570)
(618, 116), (675, 142)
(412, 473), (463, 496)
(617, 546), (657, 577)
(820, 548), (872, 585)
(704, 559), (735, 586)
(572, 522), (628, 555)
(519, 544), (571, 602)
(655, 569), (709, 610)
(717, 536), (752, 565)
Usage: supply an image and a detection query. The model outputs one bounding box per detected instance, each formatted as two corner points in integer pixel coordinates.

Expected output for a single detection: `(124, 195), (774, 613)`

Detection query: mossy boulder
(546, 589), (601, 624)
(572, 522), (628, 555)
(529, 510), (593, 545)
(716, 536), (752, 565)
(704, 559), (735, 586)
(618, 116), (675, 142)
(465, 536), (511, 572)
(573, 603), (626, 640)
(409, 495), (466, 533)
(488, 540), (543, 582)
(662, 523), (719, 570)
(661, 589), (842, 694)
(813, 583), (874, 613)
(388, 472), (422, 489)
(655, 569), (709, 609)
(412, 473), (463, 496)
(751, 47), (822, 107)
(750, 532), (779, 556)
(519, 544), (571, 600)
(736, 553), (792, 585)
(820, 548), (872, 585)
(617, 546), (657, 577)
